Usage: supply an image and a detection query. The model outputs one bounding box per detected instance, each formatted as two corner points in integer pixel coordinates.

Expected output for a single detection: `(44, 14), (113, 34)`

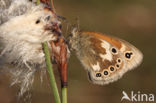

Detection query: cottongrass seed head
(0, 0), (62, 102)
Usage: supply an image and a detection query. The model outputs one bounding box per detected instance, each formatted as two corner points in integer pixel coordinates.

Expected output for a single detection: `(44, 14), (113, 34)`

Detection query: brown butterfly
(68, 28), (143, 85)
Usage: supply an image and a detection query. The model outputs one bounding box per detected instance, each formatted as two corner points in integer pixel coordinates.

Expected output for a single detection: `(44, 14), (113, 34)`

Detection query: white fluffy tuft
(0, 0), (60, 100)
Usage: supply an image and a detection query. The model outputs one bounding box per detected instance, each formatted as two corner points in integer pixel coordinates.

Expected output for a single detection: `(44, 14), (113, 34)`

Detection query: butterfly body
(69, 28), (143, 85)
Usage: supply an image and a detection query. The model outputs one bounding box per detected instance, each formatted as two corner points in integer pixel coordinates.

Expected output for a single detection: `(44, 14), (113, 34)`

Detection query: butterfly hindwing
(78, 32), (143, 85)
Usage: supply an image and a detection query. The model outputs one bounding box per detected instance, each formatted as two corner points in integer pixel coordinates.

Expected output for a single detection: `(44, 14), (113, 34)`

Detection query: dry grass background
(0, 0), (156, 103)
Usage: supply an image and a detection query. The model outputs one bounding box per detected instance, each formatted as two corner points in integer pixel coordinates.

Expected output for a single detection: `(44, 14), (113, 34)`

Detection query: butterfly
(68, 28), (143, 85)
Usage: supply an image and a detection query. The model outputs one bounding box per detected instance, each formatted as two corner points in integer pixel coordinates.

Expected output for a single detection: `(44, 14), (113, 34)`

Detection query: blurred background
(0, 0), (156, 103)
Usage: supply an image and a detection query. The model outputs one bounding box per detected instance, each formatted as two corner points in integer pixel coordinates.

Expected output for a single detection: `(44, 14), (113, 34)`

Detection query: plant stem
(49, 0), (56, 12)
(48, 0), (68, 103)
(62, 87), (67, 103)
(37, 1), (61, 103)
(37, 0), (40, 5)
(43, 42), (61, 103)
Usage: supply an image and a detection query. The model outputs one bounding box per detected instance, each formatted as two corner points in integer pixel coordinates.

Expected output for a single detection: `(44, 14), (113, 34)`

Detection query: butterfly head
(67, 27), (81, 51)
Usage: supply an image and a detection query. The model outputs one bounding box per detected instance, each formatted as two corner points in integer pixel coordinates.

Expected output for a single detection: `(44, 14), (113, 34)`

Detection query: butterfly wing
(71, 31), (143, 85)
(90, 32), (143, 68)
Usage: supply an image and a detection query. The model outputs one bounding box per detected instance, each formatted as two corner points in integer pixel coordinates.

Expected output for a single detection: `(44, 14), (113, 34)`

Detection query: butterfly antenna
(76, 17), (80, 30)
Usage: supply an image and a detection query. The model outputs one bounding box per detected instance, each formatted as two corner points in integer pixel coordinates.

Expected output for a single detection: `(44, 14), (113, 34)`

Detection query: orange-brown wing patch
(90, 37), (106, 55)
(82, 32), (122, 49)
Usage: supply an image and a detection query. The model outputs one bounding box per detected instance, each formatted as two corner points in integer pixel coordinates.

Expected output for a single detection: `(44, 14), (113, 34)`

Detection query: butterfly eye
(96, 73), (102, 77)
(111, 47), (118, 54)
(125, 52), (133, 59)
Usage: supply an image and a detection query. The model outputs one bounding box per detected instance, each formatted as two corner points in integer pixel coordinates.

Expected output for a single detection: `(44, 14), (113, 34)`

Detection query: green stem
(43, 42), (61, 103)
(62, 87), (67, 103)
(37, 0), (40, 5)
(48, 0), (68, 103)
(49, 0), (55, 12)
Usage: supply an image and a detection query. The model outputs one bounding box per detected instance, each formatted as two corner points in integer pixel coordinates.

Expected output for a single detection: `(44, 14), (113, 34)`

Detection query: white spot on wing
(120, 44), (126, 52)
(92, 62), (100, 71)
(100, 40), (112, 61)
